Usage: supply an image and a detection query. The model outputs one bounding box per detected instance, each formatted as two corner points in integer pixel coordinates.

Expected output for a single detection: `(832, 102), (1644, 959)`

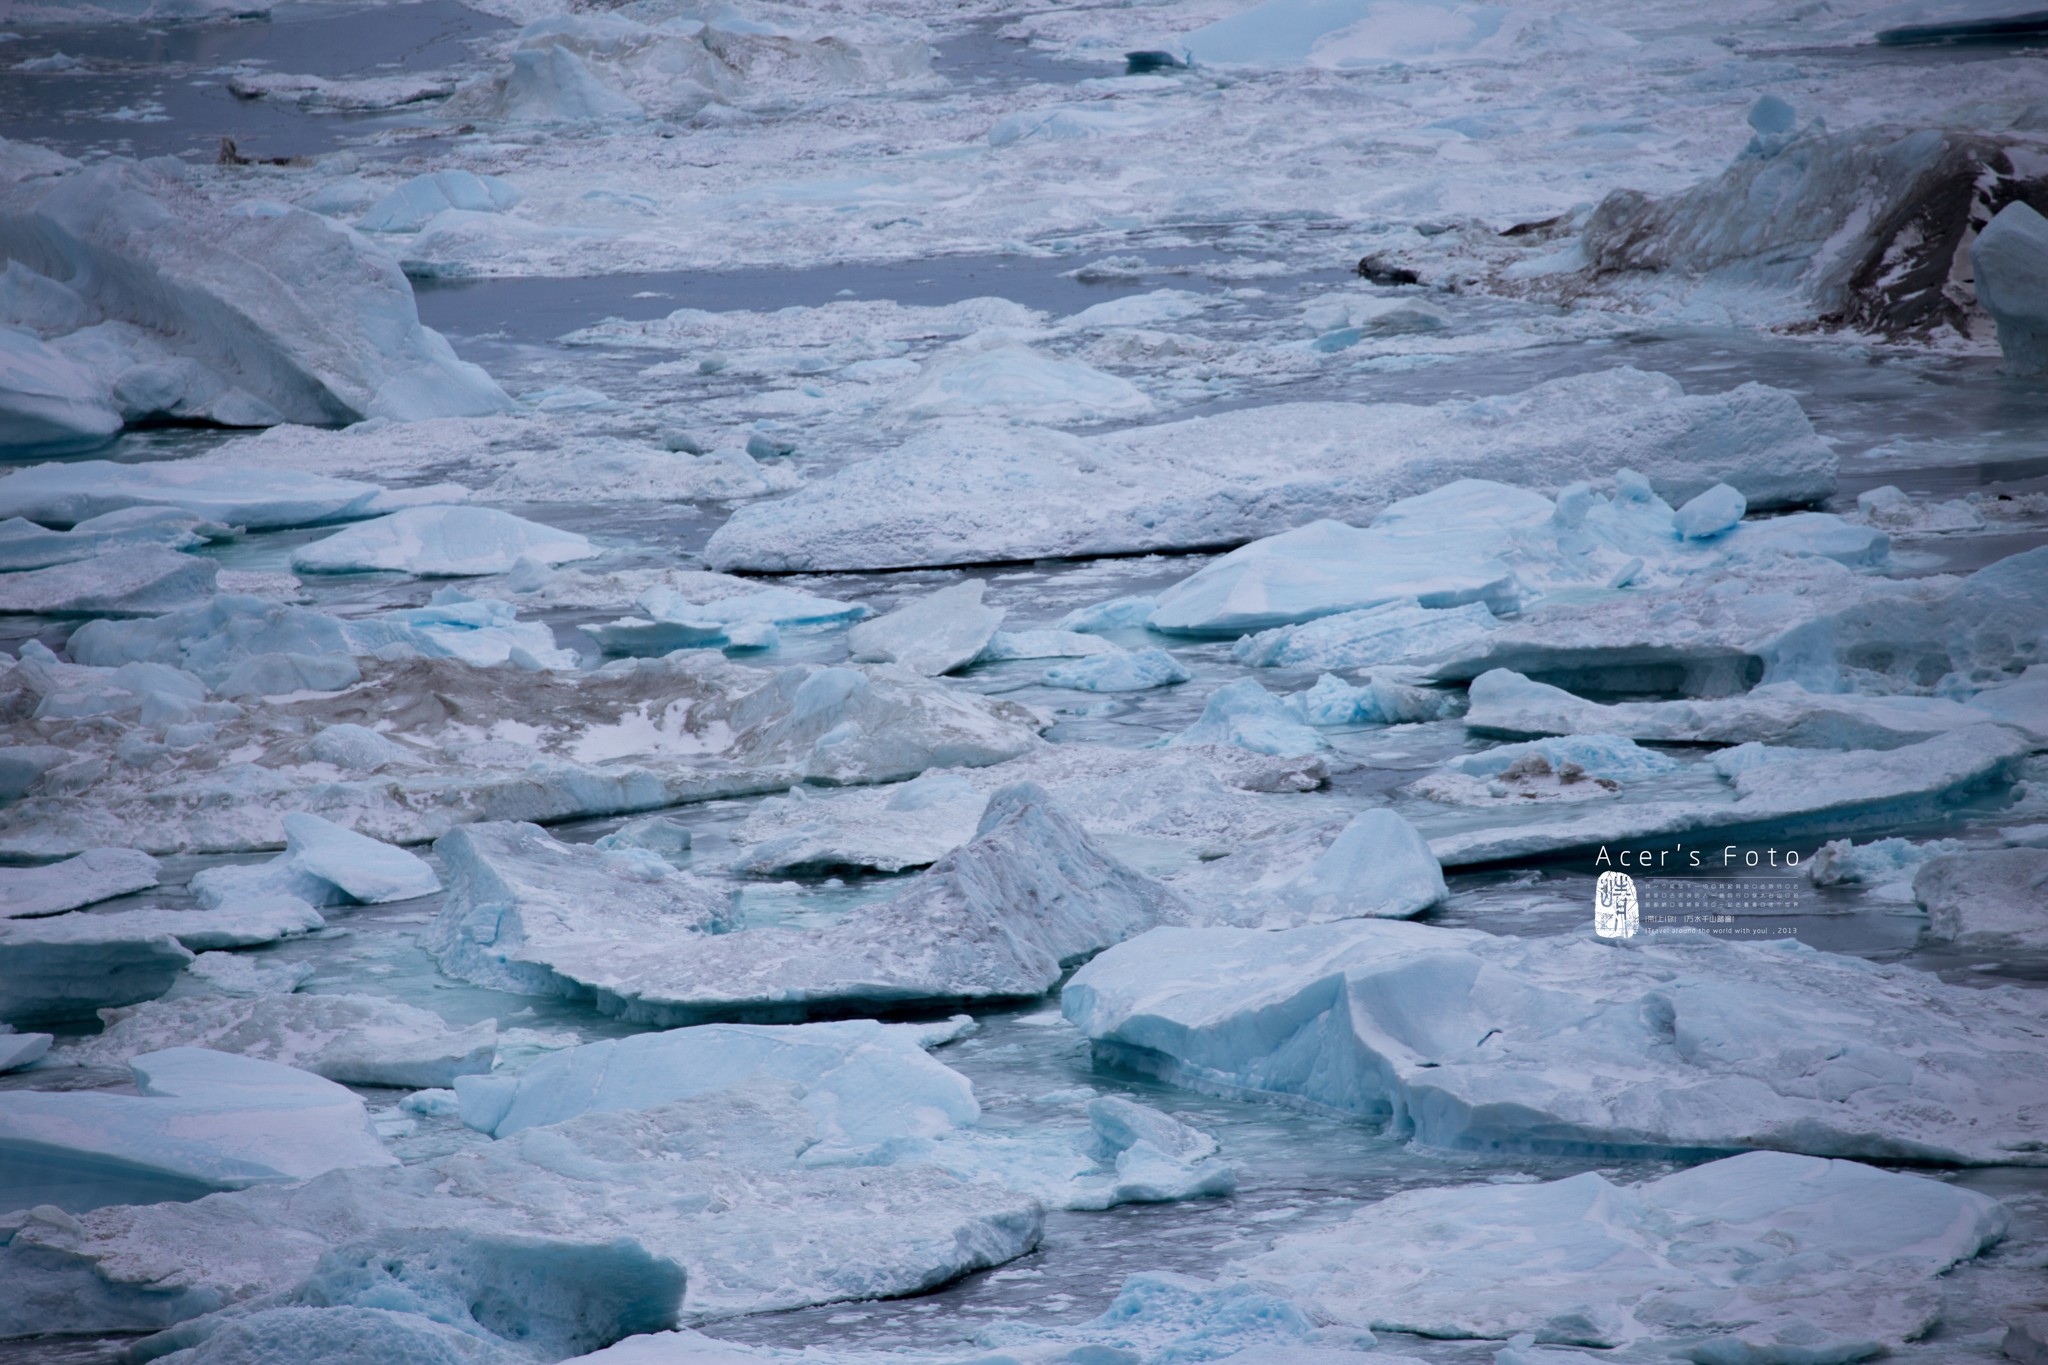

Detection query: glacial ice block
(0, 152), (511, 424)
(704, 369), (1836, 571)
(846, 579), (1004, 676)
(1973, 200), (2048, 375)
(1236, 1150), (2007, 1355)
(0, 847), (159, 920)
(0, 324), (121, 452)
(67, 992), (498, 1088)
(191, 813), (440, 909)
(0, 1047), (395, 1202)
(292, 505), (597, 577)
(1065, 918), (2048, 1163)
(429, 785), (1184, 1023)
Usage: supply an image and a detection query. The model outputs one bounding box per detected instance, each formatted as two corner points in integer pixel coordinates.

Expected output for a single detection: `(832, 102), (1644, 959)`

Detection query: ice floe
(64, 993), (498, 1088)
(1237, 1150), (2007, 1357)
(847, 579), (1005, 677)
(1067, 917), (2048, 1163)
(585, 584), (866, 656)
(0, 459), (430, 531)
(1916, 846), (2048, 951)
(291, 505), (596, 577)
(0, 1047), (395, 1201)
(189, 813), (441, 909)
(0, 546), (217, 616)
(0, 846), (158, 920)
(704, 369), (1836, 571)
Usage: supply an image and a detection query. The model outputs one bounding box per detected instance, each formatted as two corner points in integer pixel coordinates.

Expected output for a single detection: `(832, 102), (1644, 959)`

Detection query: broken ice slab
(0, 1047), (395, 1207)
(0, 545), (217, 616)
(0, 460), (433, 531)
(704, 368), (1836, 571)
(1166, 809), (1446, 926)
(291, 504), (596, 577)
(0, 847), (159, 920)
(120, 1309), (526, 1365)
(0, 324), (120, 453)
(63, 993), (498, 1089)
(1041, 646), (1190, 692)
(427, 785), (1184, 1025)
(190, 812), (441, 909)
(0, 1029), (51, 1073)
(1464, 668), (2029, 749)
(1235, 598), (1500, 672)
(358, 170), (522, 234)
(0, 151), (509, 426)
(846, 579), (1004, 676)
(1916, 846), (2048, 951)
(1066, 917), (2048, 1163)
(1974, 200), (2048, 375)
(1237, 1150), (2006, 1356)
(0, 653), (1042, 856)
(1421, 723), (2030, 867)
(584, 583), (867, 656)
(884, 340), (1154, 424)
(0, 1079), (1041, 1343)
(1170, 679), (1328, 757)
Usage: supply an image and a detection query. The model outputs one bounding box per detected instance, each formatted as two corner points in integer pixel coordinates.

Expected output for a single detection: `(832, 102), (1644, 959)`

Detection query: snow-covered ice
(1916, 847), (2048, 951)
(0, 846), (158, 919)
(292, 506), (597, 577)
(846, 579), (1004, 677)
(190, 813), (440, 909)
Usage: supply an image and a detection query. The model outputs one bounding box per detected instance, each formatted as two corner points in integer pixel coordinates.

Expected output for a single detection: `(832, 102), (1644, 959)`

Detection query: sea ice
(129, 1307), (524, 1365)
(0, 1029), (51, 1073)
(359, 171), (523, 234)
(1181, 0), (1634, 68)
(1973, 200), (2048, 375)
(585, 584), (866, 656)
(1464, 668), (2011, 749)
(1672, 481), (1745, 539)
(291, 506), (596, 577)
(704, 369), (1835, 571)
(732, 772), (986, 875)
(1915, 847), (2048, 951)
(977, 629), (1117, 661)
(1235, 599), (1500, 671)
(1179, 809), (1447, 925)
(0, 546), (217, 616)
(1066, 918), (2048, 1162)
(0, 459), (400, 530)
(1237, 1150), (2007, 1357)
(0, 1047), (395, 1200)
(430, 785), (1183, 1024)
(64, 993), (498, 1088)
(0, 847), (159, 920)
(1042, 647), (1191, 692)
(189, 813), (440, 909)
(1171, 679), (1328, 757)
(846, 579), (1004, 676)
(0, 149), (510, 425)
(0, 1083), (1040, 1341)
(886, 341), (1153, 424)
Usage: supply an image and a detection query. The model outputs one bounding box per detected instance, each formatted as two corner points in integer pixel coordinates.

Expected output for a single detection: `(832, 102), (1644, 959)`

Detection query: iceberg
(1042, 647), (1191, 692)
(1066, 918), (2048, 1163)
(1974, 201), (2048, 374)
(0, 546), (217, 617)
(430, 785), (1184, 1024)
(1916, 847), (2048, 951)
(0, 150), (510, 425)
(292, 506), (597, 577)
(0, 324), (121, 452)
(1464, 668), (2013, 749)
(0, 1047), (395, 1203)
(846, 579), (1004, 676)
(359, 171), (522, 234)
(1237, 1151), (2006, 1356)
(64, 993), (498, 1088)
(1260, 809), (1445, 923)
(190, 813), (440, 909)
(0, 847), (159, 920)
(704, 369), (1836, 571)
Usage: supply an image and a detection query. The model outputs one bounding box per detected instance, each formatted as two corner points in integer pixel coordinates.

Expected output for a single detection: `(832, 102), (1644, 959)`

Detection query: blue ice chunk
(358, 171), (521, 234)
(1043, 647), (1190, 692)
(1673, 482), (1745, 540)
(1453, 734), (1678, 782)
(1171, 679), (1327, 756)
(1056, 594), (1158, 634)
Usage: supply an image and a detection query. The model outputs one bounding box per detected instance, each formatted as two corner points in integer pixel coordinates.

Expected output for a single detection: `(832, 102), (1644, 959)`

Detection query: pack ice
(1236, 1150), (2006, 1359)
(0, 144), (509, 434)
(427, 785), (1185, 1023)
(704, 368), (1836, 571)
(1065, 919), (2048, 1163)
(0, 1047), (394, 1204)
(0, 651), (1041, 855)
